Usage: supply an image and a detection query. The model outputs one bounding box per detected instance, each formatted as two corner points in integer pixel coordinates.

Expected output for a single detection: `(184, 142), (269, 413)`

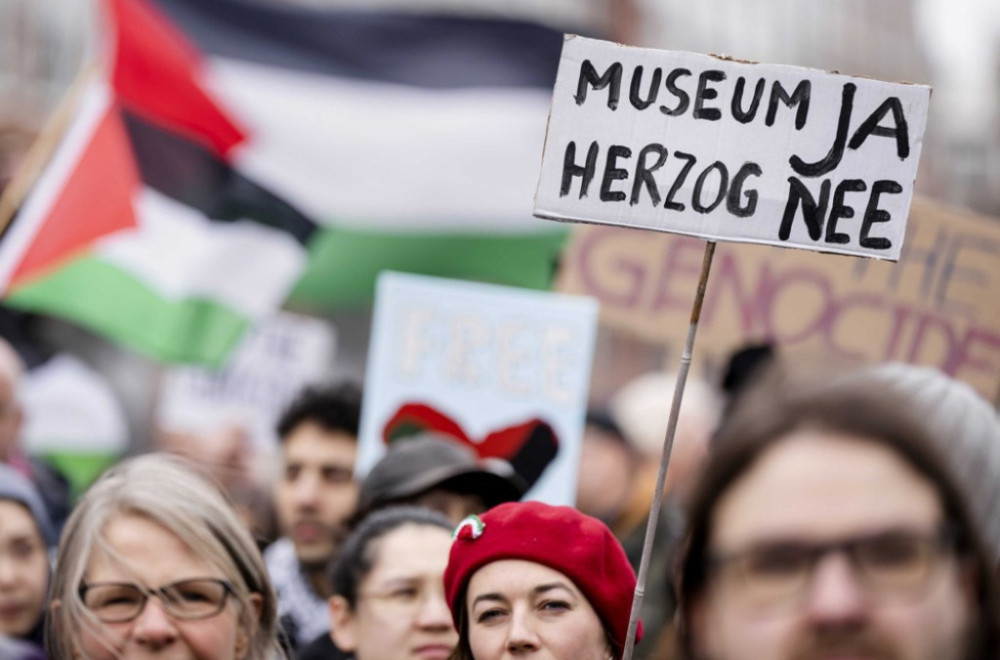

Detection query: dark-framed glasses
(710, 527), (955, 610)
(79, 578), (234, 622)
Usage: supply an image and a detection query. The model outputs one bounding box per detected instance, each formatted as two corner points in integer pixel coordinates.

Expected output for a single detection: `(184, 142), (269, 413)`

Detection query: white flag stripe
(21, 354), (129, 453)
(0, 83), (112, 290)
(209, 58), (552, 230)
(96, 187), (306, 318)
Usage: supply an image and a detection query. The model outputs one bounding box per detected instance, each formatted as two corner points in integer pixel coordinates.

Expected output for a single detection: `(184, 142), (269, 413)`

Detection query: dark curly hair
(275, 382), (363, 441)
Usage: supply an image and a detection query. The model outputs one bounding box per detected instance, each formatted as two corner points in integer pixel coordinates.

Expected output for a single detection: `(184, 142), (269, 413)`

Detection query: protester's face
(0, 500), (48, 637)
(575, 426), (632, 522)
(0, 372), (22, 462)
(465, 559), (610, 660)
(77, 513), (257, 660)
(329, 524), (457, 660)
(690, 431), (974, 660)
(275, 421), (358, 566)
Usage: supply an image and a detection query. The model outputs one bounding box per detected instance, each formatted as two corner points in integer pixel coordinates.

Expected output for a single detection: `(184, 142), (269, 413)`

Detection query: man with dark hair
(265, 382), (362, 655)
(677, 368), (1000, 660)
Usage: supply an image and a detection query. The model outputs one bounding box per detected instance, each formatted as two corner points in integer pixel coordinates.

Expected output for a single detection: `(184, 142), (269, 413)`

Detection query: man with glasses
(675, 368), (1000, 660)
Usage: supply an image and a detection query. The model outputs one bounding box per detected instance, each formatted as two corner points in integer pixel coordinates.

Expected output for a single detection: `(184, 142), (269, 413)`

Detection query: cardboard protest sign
(357, 272), (599, 505)
(535, 36), (931, 261)
(557, 197), (1000, 402)
(156, 311), (336, 451)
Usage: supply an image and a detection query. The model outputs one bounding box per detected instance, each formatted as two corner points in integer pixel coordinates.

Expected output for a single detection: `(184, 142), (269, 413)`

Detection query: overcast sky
(916, 0), (999, 137)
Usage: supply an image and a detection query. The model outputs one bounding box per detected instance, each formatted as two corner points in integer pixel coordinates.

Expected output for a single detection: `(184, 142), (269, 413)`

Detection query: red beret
(444, 501), (642, 653)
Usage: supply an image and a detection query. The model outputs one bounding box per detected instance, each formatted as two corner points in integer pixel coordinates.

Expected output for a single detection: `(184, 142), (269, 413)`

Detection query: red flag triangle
(9, 92), (139, 289)
(106, 0), (247, 158)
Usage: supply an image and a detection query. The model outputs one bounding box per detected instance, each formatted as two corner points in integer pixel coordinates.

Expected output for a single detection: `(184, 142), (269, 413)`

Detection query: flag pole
(621, 239), (716, 660)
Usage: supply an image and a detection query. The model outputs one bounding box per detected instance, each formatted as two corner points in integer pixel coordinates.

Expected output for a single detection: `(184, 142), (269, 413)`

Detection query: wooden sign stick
(534, 38), (930, 658)
(622, 239), (716, 660)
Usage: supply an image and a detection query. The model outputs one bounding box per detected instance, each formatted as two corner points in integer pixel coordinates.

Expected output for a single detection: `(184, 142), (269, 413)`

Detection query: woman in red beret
(443, 501), (642, 660)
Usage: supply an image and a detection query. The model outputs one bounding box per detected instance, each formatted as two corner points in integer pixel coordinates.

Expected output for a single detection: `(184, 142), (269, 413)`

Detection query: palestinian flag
(0, 0), (316, 365)
(0, 0), (569, 365)
(149, 0), (569, 309)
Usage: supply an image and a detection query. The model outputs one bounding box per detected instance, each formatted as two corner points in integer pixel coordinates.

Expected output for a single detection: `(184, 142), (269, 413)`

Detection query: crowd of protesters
(0, 331), (998, 660)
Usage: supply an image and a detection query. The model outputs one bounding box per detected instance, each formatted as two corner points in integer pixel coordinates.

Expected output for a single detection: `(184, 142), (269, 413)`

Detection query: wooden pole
(621, 240), (716, 660)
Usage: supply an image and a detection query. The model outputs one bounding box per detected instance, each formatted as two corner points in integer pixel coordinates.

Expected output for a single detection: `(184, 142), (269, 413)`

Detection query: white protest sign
(357, 272), (599, 506)
(535, 36), (931, 261)
(156, 311), (336, 452)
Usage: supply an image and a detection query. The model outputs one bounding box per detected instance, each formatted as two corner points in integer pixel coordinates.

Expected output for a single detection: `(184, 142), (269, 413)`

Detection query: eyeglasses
(79, 578), (234, 623)
(710, 527), (955, 610)
(359, 581), (445, 616)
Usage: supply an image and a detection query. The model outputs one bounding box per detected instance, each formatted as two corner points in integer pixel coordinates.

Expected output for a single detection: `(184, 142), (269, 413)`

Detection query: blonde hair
(46, 453), (282, 660)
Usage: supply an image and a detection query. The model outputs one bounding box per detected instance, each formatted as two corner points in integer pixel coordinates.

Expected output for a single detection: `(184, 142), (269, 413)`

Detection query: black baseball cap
(355, 433), (526, 521)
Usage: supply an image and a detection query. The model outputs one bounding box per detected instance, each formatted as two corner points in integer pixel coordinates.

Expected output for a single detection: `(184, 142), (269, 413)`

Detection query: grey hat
(861, 363), (1000, 563)
(357, 434), (526, 517)
(0, 463), (56, 547)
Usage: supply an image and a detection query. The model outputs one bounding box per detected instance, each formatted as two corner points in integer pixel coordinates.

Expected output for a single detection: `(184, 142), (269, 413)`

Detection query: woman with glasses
(46, 453), (282, 660)
(443, 501), (642, 660)
(300, 506), (456, 660)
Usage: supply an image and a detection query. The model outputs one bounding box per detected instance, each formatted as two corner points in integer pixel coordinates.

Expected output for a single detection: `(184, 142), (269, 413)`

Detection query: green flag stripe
(7, 259), (248, 366)
(290, 226), (570, 309)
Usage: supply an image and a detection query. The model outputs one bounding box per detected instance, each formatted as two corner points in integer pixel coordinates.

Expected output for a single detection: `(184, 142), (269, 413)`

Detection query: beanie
(861, 363), (1000, 563)
(0, 463), (55, 547)
(444, 501), (642, 653)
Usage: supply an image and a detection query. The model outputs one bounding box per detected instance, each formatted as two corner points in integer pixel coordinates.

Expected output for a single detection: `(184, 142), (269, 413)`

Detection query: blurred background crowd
(0, 0), (997, 658)
(0, 0), (993, 486)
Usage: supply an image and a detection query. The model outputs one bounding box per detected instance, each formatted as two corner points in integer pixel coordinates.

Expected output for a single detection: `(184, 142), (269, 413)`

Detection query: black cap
(357, 434), (526, 518)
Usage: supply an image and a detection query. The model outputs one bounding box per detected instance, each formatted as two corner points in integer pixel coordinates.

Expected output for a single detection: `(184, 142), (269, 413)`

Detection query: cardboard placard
(357, 272), (599, 505)
(156, 312), (336, 451)
(535, 36), (931, 261)
(557, 197), (1000, 402)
